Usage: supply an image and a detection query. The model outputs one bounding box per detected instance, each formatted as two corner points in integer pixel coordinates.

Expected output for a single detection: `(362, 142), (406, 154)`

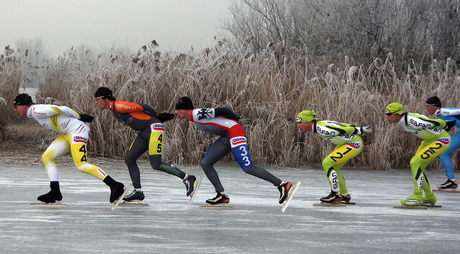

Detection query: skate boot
(183, 175), (196, 197)
(423, 194), (437, 206)
(341, 193), (352, 203)
(103, 175), (125, 203)
(37, 181), (63, 203)
(320, 190), (343, 203)
(400, 193), (423, 206)
(278, 181), (292, 204)
(123, 190), (145, 202)
(437, 179), (458, 189)
(109, 182), (125, 203)
(206, 192), (230, 205)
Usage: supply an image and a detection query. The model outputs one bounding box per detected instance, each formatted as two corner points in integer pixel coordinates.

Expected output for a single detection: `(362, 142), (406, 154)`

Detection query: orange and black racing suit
(110, 101), (186, 189)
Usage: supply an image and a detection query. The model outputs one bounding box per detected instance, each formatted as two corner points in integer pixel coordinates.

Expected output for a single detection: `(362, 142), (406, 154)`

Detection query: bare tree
(223, 0), (460, 69)
(15, 38), (48, 93)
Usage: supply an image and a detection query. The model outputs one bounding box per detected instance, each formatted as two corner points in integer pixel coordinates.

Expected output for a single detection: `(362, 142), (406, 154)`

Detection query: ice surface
(0, 162), (459, 254)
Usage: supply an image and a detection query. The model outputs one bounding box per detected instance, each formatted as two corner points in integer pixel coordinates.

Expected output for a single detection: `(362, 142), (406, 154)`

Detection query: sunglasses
(385, 112), (392, 116)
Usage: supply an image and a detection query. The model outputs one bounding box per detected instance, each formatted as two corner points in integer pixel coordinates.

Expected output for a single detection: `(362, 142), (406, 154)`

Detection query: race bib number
(232, 143), (252, 170)
(149, 123), (165, 155)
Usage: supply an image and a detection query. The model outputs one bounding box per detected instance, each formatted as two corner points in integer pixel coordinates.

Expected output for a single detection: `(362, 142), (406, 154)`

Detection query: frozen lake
(0, 161), (459, 254)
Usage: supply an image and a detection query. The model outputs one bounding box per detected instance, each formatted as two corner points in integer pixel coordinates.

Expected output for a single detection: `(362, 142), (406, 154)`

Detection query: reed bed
(2, 41), (459, 170)
(0, 51), (20, 141)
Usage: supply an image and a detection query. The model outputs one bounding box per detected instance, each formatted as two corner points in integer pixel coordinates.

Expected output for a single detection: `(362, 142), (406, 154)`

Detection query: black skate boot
(206, 192), (230, 205)
(183, 175), (196, 197)
(437, 179), (458, 189)
(320, 190), (343, 203)
(37, 181), (63, 203)
(123, 190), (145, 202)
(278, 182), (293, 204)
(103, 175), (125, 203)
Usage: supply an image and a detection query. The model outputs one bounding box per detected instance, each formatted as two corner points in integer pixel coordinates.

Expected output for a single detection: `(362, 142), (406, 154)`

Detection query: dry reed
(0, 51), (20, 141)
(2, 41), (459, 171)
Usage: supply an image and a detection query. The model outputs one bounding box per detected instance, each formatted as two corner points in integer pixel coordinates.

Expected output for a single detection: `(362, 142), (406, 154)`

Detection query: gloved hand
(79, 114), (94, 123)
(445, 120), (456, 132)
(360, 126), (373, 135)
(157, 113), (174, 122)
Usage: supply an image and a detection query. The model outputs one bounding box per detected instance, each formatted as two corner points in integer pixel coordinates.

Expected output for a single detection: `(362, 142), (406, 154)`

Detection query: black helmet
(14, 93), (33, 106)
(95, 87), (113, 99)
(175, 97), (194, 110)
(425, 96), (441, 108)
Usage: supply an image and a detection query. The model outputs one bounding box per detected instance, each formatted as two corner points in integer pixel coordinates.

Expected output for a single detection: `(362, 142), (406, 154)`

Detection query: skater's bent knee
(149, 161), (162, 170)
(322, 158), (334, 171)
(77, 163), (91, 173)
(201, 159), (214, 170)
(42, 152), (55, 164)
(125, 156), (137, 167)
(439, 153), (450, 160)
(410, 156), (424, 167)
(149, 156), (162, 170)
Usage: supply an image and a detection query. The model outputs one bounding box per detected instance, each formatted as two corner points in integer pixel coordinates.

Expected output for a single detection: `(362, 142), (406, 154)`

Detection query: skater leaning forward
(386, 102), (455, 206)
(13, 94), (125, 204)
(94, 87), (197, 202)
(174, 97), (293, 205)
(425, 96), (460, 190)
(296, 110), (373, 204)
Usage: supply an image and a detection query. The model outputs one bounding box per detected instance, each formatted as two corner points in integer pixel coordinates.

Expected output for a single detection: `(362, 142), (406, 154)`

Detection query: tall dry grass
(3, 41), (460, 170)
(0, 47), (20, 141)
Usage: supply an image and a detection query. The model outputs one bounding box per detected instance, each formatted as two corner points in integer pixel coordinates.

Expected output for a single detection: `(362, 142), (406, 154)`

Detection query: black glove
(79, 114), (94, 123)
(445, 120), (456, 132)
(157, 113), (174, 122)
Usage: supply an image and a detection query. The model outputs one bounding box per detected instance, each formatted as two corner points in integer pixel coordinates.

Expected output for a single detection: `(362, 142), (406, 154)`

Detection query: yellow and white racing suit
(27, 104), (107, 181)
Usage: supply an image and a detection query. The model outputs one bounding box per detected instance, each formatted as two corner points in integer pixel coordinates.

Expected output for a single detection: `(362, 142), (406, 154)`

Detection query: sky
(1, 0), (233, 58)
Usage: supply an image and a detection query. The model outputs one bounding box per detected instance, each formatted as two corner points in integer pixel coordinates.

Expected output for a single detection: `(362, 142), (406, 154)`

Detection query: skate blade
(432, 189), (460, 193)
(422, 202), (442, 208)
(31, 201), (67, 206)
(119, 200), (149, 207)
(281, 182), (301, 213)
(189, 175), (204, 205)
(111, 184), (132, 211)
(340, 201), (356, 205)
(422, 204), (442, 208)
(393, 205), (428, 209)
(200, 204), (234, 209)
(313, 202), (346, 207)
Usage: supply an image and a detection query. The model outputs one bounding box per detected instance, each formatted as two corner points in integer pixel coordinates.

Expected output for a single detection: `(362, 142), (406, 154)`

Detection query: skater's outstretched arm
(113, 101), (159, 118)
(32, 105), (81, 119)
(214, 108), (240, 121)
